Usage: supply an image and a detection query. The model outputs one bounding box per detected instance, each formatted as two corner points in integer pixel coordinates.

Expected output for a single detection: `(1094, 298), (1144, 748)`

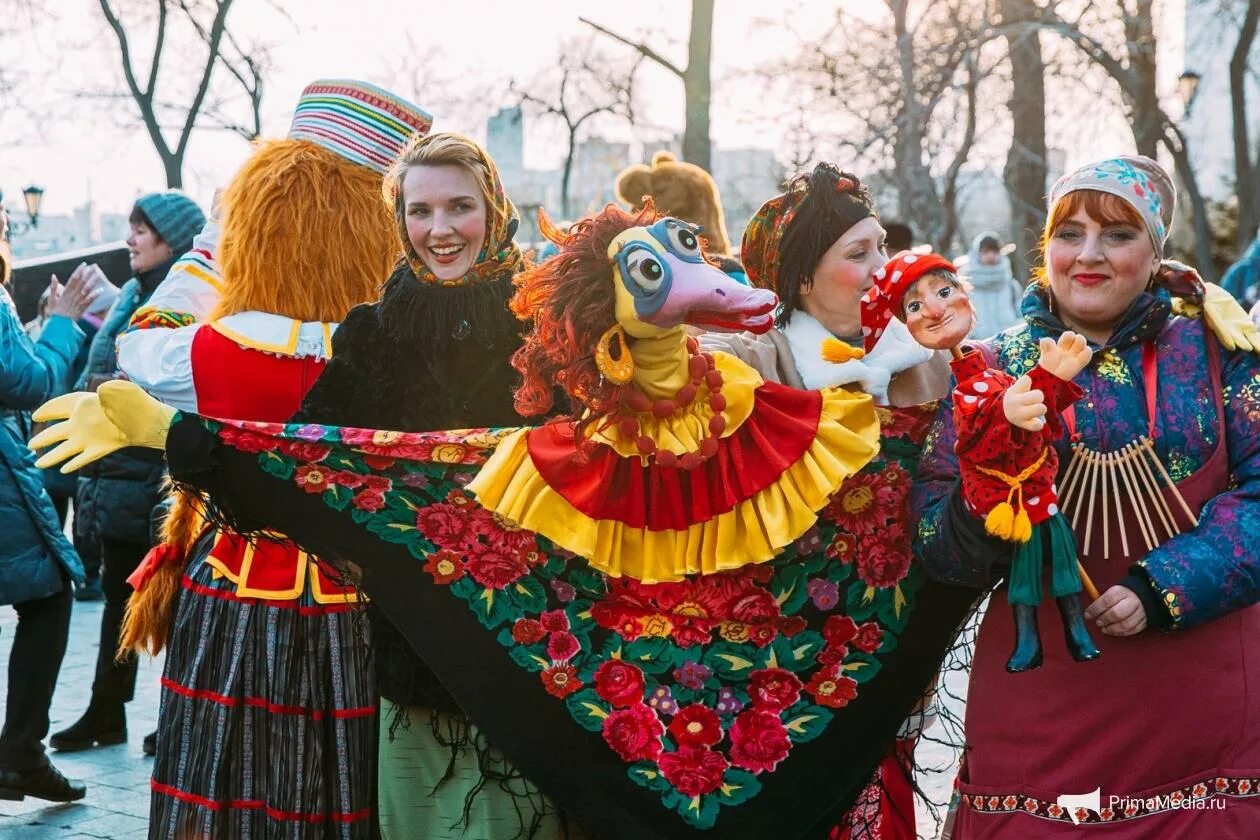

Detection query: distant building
(5, 199), (128, 260)
(568, 137), (631, 216)
(487, 106), (525, 184)
(711, 146), (784, 248)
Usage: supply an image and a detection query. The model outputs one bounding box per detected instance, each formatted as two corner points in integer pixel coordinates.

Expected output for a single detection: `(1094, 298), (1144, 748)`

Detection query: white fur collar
(781, 312), (933, 405)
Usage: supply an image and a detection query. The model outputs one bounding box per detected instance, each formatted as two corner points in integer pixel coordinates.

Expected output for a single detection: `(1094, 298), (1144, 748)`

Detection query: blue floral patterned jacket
(910, 284), (1260, 630)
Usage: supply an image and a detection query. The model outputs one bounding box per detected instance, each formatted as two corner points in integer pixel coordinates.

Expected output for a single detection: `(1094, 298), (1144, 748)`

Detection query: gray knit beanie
(133, 190), (206, 256)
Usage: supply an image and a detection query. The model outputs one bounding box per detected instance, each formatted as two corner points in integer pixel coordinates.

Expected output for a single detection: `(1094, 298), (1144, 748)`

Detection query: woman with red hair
(913, 155), (1260, 837)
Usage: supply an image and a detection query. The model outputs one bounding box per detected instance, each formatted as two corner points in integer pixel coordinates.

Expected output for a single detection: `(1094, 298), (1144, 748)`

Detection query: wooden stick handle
(1078, 562), (1101, 604)
(1141, 437), (1199, 527)
(1127, 441), (1179, 539)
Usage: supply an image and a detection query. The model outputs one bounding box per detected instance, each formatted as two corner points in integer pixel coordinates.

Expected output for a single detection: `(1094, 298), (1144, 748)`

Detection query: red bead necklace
(613, 336), (726, 470)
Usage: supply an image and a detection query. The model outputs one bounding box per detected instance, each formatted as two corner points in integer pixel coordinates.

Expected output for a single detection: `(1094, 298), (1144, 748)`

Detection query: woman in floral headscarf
(292, 132), (585, 839)
(703, 163), (951, 406)
(913, 155), (1260, 837)
(702, 163), (958, 837)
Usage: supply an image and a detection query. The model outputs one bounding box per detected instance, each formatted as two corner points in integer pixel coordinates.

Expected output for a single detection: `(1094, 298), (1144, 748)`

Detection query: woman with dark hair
(701, 163), (956, 837)
(52, 190), (204, 753)
(701, 163), (950, 405)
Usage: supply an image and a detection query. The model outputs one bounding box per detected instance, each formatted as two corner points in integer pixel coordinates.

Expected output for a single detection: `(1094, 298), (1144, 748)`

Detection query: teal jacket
(0, 286), (85, 604)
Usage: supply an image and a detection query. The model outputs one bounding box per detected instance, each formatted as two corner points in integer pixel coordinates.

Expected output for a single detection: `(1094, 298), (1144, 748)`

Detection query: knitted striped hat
(289, 80), (432, 174)
(133, 190), (206, 256)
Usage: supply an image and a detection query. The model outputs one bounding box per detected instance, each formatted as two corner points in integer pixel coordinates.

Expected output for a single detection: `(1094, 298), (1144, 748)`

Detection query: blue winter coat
(74, 275), (168, 546)
(0, 286), (85, 605)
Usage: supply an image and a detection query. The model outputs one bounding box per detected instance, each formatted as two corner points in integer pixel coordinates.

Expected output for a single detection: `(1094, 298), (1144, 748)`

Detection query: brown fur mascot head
(615, 151), (732, 256)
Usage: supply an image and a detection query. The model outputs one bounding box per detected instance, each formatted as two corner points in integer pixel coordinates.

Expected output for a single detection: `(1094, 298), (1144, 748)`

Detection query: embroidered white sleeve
(140, 221), (223, 322)
(116, 324), (200, 412)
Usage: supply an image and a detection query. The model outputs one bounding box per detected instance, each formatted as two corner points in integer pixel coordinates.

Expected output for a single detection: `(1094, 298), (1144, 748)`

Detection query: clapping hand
(46, 264), (103, 321)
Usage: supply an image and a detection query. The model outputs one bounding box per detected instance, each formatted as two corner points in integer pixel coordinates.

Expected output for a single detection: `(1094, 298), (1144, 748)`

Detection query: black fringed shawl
(293, 261), (526, 709)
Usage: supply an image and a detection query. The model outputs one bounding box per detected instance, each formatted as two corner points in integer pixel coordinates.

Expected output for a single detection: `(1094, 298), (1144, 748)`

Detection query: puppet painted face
(607, 218), (777, 339)
(902, 271), (973, 350)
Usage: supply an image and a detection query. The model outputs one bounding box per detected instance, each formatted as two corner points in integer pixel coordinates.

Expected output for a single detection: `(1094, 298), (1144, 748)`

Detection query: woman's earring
(594, 324), (634, 384)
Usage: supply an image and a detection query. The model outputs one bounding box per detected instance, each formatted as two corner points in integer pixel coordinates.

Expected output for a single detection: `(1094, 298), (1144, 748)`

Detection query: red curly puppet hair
(511, 201), (659, 429)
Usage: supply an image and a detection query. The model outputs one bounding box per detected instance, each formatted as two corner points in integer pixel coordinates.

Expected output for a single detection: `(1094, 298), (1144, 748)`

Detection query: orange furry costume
(113, 79), (430, 837)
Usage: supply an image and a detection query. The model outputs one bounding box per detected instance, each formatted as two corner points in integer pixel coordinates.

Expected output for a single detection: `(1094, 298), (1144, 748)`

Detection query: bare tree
(512, 40), (640, 218)
(378, 36), (502, 136)
(755, 1), (993, 251)
(1229, 0), (1260, 248)
(1030, 0), (1217, 279)
(999, 0), (1048, 280)
(97, 0), (267, 187)
(580, 0), (714, 170)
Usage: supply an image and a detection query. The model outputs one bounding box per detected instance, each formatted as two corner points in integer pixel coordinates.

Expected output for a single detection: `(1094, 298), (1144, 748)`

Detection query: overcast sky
(1, 0), (1168, 218)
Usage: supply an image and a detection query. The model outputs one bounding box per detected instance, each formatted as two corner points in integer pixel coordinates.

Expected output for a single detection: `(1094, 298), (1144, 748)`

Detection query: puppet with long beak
(469, 206), (882, 582)
(857, 251), (1100, 672)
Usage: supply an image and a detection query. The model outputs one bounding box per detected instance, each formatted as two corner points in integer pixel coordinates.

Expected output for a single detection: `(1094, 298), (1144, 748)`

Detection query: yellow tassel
(821, 337), (866, 364)
(1012, 508), (1033, 542)
(985, 502), (1015, 540)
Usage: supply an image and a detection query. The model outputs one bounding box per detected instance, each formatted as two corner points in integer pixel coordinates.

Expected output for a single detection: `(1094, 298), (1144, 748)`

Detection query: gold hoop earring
(594, 324), (634, 384)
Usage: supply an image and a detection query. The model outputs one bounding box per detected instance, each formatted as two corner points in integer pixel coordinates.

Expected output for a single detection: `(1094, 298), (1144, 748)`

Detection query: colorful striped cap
(289, 79), (432, 174)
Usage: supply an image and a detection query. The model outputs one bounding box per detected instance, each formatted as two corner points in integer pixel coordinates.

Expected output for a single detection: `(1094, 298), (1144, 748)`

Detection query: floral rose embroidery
(546, 631), (581, 662)
(294, 465), (335, 494)
(594, 660), (646, 708)
(540, 663), (581, 699)
(747, 668), (803, 712)
(728, 709), (791, 774)
(667, 704), (722, 747)
(540, 609), (571, 633)
(853, 622), (884, 653)
(805, 667), (858, 709)
(659, 746), (729, 797)
(415, 504), (471, 551)
(601, 703), (664, 762)
(464, 550), (529, 590)
(422, 550), (465, 585)
(511, 618), (546, 645)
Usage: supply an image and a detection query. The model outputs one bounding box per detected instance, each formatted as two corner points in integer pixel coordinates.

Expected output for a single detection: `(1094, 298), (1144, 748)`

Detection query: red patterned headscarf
(741, 165), (875, 325)
(860, 250), (957, 352)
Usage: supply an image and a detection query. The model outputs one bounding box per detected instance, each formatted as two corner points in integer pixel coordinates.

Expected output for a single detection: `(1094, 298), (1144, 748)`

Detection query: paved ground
(0, 598), (164, 839)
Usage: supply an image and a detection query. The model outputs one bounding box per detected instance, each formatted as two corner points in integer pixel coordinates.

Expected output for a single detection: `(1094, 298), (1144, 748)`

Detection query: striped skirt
(149, 545), (375, 839)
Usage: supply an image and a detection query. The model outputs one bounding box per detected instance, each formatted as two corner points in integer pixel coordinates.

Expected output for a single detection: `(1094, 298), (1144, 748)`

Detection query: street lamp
(22, 186), (44, 227)
(1178, 70), (1201, 117)
(0, 184), (45, 238)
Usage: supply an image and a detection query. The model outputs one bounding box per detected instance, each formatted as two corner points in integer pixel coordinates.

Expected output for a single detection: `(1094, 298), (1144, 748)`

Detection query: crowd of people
(2, 73), (1260, 840)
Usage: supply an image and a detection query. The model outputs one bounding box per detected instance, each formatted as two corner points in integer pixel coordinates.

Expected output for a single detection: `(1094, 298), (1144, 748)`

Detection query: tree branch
(579, 16), (685, 78)
(175, 0), (234, 158)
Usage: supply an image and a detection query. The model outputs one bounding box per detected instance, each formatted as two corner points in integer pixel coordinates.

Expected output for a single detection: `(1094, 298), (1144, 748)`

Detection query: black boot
(0, 761), (87, 802)
(1006, 604), (1044, 672)
(1057, 595), (1102, 662)
(142, 730), (157, 757)
(50, 698), (126, 751)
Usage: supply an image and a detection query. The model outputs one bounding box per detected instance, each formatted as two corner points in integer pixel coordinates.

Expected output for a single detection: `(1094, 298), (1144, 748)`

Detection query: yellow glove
(1196, 282), (1260, 353)
(31, 380), (176, 473)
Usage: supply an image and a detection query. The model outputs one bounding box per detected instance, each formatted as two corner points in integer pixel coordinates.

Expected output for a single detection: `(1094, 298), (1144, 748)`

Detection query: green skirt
(378, 700), (588, 840)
